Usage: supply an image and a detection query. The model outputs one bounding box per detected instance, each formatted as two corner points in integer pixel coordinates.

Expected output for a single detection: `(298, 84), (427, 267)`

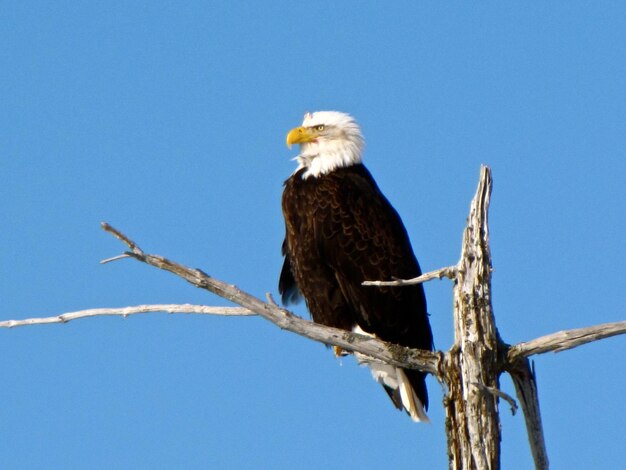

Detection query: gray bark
(444, 166), (501, 470)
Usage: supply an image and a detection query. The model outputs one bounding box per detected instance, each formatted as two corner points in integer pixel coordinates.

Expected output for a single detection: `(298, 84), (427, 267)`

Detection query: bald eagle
(279, 111), (434, 422)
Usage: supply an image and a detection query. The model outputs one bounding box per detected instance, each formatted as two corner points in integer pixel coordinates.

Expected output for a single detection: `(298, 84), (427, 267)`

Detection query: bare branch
(101, 222), (144, 255)
(471, 382), (518, 416)
(362, 265), (457, 287)
(99, 223), (443, 377)
(508, 320), (626, 363)
(100, 253), (132, 264)
(509, 360), (549, 470)
(0, 304), (256, 328)
(265, 292), (278, 307)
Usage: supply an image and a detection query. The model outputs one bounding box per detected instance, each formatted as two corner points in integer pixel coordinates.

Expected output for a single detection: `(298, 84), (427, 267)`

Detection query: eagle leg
(333, 346), (351, 357)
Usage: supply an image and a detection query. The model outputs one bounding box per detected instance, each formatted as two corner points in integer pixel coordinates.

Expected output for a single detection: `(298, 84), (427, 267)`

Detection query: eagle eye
(315, 125), (325, 132)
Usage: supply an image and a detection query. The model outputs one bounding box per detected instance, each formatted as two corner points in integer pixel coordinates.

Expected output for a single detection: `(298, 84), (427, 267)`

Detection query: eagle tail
(397, 368), (429, 423)
(356, 355), (429, 423)
(352, 326), (429, 422)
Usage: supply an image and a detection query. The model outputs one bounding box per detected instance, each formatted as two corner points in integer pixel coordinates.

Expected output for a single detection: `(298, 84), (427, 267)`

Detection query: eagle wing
(279, 239), (302, 305)
(314, 165), (432, 350)
(279, 164), (433, 415)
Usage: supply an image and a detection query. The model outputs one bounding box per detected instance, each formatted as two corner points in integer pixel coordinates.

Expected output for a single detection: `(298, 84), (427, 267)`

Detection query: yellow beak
(286, 126), (316, 148)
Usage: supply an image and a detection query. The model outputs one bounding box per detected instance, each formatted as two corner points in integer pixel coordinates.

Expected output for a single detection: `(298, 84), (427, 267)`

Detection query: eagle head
(286, 111), (365, 178)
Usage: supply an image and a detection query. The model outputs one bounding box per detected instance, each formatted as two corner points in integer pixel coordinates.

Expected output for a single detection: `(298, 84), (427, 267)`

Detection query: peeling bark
(444, 166), (501, 470)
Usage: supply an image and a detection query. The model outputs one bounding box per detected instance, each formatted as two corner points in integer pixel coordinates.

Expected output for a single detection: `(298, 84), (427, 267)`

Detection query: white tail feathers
(352, 327), (429, 422)
(397, 368), (430, 423)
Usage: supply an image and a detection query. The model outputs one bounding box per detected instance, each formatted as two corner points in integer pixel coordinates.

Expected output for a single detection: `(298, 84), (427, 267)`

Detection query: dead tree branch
(0, 304), (256, 329)
(471, 382), (518, 416)
(362, 265), (457, 286)
(99, 223), (442, 377)
(507, 320), (626, 362)
(508, 360), (549, 470)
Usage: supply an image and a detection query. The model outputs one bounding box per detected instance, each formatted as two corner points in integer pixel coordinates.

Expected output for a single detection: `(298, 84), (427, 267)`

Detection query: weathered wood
(508, 320), (626, 362)
(100, 224), (443, 377)
(0, 304), (255, 328)
(362, 265), (457, 286)
(508, 359), (549, 470)
(445, 166), (501, 470)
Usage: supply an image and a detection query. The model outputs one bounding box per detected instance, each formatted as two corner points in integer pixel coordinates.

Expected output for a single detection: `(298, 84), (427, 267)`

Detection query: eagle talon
(333, 346), (350, 357)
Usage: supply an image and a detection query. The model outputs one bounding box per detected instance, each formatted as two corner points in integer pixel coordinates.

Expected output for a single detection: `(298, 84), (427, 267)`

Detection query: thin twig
(101, 222), (144, 255)
(362, 265), (457, 287)
(100, 254), (132, 264)
(265, 292), (278, 307)
(472, 382), (518, 416)
(0, 304), (256, 329)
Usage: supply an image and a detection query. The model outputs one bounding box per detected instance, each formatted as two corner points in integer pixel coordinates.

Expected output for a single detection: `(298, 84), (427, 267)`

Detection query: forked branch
(98, 223), (442, 377)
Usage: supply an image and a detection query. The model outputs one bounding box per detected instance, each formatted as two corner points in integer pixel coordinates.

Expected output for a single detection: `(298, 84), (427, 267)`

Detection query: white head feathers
(292, 111), (365, 179)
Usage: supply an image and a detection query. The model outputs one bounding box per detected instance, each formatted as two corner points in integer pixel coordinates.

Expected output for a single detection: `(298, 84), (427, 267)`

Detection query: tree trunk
(444, 166), (501, 470)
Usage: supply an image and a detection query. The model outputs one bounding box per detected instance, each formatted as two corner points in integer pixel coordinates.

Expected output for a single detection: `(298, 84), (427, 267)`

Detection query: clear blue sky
(1, 2), (624, 469)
